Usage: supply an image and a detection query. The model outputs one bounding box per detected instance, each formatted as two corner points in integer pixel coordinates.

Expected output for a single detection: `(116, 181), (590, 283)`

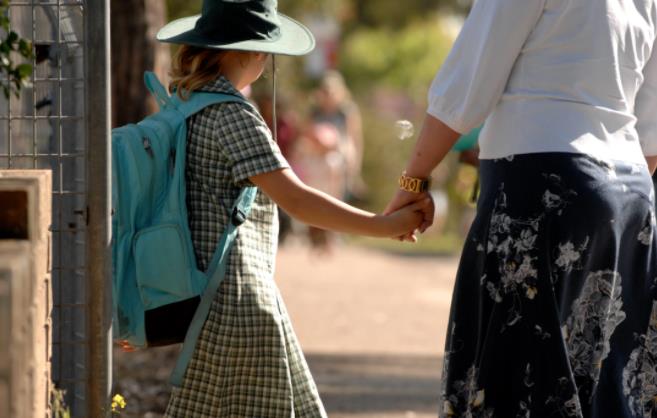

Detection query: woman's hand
(384, 190), (435, 241)
(379, 197), (433, 240)
(384, 190), (434, 232)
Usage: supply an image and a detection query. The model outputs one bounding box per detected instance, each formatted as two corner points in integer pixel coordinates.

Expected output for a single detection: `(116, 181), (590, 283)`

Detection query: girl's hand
(384, 190), (435, 241)
(381, 197), (433, 240)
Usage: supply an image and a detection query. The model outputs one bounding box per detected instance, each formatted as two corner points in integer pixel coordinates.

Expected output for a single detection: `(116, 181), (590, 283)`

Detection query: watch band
(398, 171), (430, 193)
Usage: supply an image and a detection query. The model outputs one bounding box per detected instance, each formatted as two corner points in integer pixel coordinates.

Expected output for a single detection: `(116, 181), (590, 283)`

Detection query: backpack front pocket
(133, 224), (195, 309)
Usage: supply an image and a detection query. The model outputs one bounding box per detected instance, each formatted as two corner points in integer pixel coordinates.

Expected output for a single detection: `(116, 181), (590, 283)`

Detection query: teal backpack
(111, 72), (256, 386)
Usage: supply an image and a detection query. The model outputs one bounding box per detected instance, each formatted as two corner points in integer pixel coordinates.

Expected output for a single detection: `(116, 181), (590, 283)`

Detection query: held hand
(383, 197), (433, 241)
(384, 189), (435, 235)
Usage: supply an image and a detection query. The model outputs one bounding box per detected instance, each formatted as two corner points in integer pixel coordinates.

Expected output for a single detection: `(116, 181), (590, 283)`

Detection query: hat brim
(156, 13), (315, 56)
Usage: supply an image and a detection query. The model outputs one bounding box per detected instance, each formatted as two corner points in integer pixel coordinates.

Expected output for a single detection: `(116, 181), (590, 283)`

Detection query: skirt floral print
(440, 153), (657, 418)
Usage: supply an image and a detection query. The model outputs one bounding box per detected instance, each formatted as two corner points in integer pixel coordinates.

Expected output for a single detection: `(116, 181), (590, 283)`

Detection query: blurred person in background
(254, 90), (302, 244)
(311, 70), (367, 203)
(294, 71), (367, 253)
(293, 121), (345, 252)
(386, 0), (657, 416)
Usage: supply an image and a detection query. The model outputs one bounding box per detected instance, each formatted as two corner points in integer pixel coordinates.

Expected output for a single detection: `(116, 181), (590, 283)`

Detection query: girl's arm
(250, 168), (429, 238)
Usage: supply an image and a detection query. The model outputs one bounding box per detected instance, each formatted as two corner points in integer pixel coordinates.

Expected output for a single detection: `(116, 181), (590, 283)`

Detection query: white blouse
(427, 0), (657, 164)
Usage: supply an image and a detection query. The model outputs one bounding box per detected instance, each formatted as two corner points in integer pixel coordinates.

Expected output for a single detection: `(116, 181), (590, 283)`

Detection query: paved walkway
(276, 241), (459, 418)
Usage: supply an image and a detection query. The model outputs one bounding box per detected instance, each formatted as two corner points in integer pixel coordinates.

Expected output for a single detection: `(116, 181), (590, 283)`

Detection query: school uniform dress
(165, 77), (327, 418)
(429, 0), (657, 417)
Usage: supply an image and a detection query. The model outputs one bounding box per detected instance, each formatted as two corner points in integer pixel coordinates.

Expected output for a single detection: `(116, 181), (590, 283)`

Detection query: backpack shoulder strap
(170, 186), (258, 387)
(143, 71), (254, 116)
(144, 71), (174, 109)
(175, 91), (254, 118)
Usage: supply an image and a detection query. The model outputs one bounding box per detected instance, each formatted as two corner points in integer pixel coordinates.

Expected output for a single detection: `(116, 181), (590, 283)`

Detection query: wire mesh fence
(2, 1), (109, 416)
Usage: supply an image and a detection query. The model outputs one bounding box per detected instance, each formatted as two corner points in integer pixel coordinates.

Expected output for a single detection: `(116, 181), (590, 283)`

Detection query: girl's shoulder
(203, 100), (268, 135)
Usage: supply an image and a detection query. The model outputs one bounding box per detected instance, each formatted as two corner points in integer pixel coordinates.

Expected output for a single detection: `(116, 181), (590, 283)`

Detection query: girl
(156, 1), (428, 417)
(386, 0), (657, 416)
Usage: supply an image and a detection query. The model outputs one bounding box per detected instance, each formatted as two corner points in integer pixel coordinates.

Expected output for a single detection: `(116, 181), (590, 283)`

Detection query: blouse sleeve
(427, 0), (546, 134)
(216, 103), (290, 186)
(635, 38), (657, 156)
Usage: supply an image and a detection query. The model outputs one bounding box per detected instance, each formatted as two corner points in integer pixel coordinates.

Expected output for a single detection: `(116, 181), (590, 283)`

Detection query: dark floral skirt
(441, 153), (657, 418)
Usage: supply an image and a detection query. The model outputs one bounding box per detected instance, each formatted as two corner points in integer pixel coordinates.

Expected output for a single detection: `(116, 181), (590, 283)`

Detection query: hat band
(194, 1), (282, 44)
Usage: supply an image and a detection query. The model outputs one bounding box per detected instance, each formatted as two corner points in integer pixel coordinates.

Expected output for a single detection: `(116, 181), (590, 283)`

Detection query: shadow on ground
(113, 348), (443, 417)
(307, 352), (443, 416)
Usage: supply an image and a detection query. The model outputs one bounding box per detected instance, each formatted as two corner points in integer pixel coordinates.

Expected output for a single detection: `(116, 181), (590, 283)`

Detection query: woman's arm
(250, 168), (430, 238)
(401, 114), (461, 179)
(635, 37), (657, 175)
(646, 156), (657, 174)
(383, 114), (460, 235)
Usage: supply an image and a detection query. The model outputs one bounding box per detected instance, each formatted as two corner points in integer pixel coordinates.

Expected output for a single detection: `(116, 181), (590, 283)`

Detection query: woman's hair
(169, 45), (229, 99)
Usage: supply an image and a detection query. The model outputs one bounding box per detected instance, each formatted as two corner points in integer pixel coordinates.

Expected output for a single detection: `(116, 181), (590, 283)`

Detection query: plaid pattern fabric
(165, 77), (327, 418)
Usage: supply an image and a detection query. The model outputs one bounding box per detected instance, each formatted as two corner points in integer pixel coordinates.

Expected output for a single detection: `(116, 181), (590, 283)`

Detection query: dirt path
(113, 242), (460, 417)
(277, 241), (458, 356)
(276, 241), (459, 418)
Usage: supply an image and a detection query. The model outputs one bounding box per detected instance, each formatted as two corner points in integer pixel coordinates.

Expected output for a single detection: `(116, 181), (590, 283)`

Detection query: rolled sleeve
(636, 39), (657, 156)
(427, 0), (545, 133)
(216, 103), (290, 186)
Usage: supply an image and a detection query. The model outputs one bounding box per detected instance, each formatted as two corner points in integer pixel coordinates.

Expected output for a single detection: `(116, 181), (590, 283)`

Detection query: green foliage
(166, 0), (201, 20)
(166, 0), (467, 24)
(346, 0), (466, 29)
(339, 15), (455, 101)
(166, 0), (347, 21)
(51, 387), (71, 418)
(278, 0), (347, 16)
(0, 0), (33, 99)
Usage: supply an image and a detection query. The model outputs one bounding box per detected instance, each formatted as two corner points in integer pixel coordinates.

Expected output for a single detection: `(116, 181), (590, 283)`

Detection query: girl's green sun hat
(156, 0), (315, 56)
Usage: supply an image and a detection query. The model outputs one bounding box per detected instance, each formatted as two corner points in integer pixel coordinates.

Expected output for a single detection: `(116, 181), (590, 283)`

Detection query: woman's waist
(486, 96), (636, 129)
(477, 153), (654, 205)
(478, 100), (644, 164)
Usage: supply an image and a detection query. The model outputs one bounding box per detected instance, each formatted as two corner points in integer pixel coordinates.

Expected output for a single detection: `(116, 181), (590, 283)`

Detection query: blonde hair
(169, 45), (229, 100)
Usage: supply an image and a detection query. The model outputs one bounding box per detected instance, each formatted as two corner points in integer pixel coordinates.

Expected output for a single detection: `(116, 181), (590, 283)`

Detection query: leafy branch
(0, 0), (33, 99)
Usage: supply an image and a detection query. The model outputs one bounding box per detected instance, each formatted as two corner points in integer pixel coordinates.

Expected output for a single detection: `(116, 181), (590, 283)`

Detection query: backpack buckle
(142, 137), (154, 158)
(231, 207), (247, 226)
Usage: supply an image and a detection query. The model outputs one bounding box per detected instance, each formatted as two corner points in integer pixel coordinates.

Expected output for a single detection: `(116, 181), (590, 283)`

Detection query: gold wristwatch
(398, 171), (430, 193)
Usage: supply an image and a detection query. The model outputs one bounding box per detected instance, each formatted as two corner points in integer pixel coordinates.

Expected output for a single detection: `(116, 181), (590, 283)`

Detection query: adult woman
(386, 0), (657, 416)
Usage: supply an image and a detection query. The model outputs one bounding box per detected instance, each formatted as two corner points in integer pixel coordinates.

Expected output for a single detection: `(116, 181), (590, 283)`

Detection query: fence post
(0, 170), (52, 418)
(86, 0), (112, 416)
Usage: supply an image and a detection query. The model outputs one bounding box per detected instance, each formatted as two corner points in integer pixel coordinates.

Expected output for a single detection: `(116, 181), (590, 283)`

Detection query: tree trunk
(111, 0), (170, 127)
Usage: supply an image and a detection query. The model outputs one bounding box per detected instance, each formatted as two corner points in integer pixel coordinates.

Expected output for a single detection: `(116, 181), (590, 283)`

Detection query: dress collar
(198, 76), (244, 98)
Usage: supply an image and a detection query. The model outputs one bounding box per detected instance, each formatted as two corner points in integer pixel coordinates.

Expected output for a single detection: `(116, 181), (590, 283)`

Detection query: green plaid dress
(165, 77), (327, 418)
